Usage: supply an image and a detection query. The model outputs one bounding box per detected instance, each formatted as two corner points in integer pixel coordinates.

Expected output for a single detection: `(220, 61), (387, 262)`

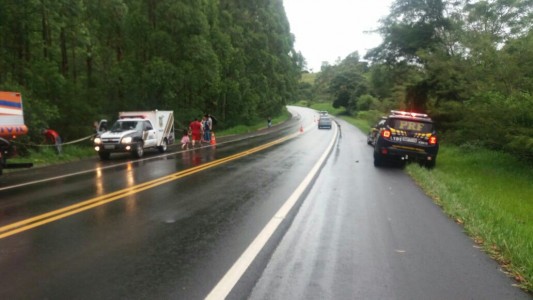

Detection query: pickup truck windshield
(110, 120), (142, 132)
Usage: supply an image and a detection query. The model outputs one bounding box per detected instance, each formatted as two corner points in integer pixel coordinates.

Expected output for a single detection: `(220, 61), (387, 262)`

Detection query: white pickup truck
(94, 110), (175, 160)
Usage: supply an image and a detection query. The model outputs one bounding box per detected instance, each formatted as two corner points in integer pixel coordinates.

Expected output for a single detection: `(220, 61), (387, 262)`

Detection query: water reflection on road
(179, 145), (217, 169)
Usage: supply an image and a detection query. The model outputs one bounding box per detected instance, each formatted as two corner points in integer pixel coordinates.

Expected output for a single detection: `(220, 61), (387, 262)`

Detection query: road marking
(205, 122), (338, 300)
(0, 128), (289, 192)
(0, 133), (300, 239)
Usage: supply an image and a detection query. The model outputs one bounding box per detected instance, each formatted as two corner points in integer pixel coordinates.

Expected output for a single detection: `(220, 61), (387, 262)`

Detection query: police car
(373, 110), (438, 168)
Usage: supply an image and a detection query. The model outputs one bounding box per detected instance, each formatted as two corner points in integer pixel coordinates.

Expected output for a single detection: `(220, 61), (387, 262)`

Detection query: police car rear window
(390, 119), (433, 132)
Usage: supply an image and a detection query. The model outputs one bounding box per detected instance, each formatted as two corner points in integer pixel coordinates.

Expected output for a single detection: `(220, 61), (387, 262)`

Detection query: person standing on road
(267, 116), (272, 128)
(42, 128), (62, 154)
(189, 118), (202, 147)
(203, 114), (212, 143)
(180, 129), (190, 150)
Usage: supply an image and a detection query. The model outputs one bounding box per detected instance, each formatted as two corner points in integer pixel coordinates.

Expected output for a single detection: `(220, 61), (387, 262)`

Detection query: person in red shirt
(188, 118), (202, 147)
(42, 128), (62, 154)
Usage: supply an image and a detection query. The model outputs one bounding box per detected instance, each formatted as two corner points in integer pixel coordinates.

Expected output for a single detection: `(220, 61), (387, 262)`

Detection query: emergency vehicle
(0, 91), (33, 175)
(373, 110), (439, 168)
(94, 110), (175, 160)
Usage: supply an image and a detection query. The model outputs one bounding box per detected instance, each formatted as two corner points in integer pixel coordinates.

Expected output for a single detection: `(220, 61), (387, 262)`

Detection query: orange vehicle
(0, 91), (33, 175)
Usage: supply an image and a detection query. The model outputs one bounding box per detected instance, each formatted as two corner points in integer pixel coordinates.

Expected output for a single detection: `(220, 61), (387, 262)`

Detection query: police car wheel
(426, 157), (436, 169)
(373, 153), (384, 167)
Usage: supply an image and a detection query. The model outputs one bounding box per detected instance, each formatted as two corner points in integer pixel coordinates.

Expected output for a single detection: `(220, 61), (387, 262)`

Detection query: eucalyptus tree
(0, 0), (301, 140)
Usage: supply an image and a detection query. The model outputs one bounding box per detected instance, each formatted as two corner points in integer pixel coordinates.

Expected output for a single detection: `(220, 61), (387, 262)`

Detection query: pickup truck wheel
(133, 142), (144, 158)
(98, 152), (110, 160)
(373, 152), (384, 167)
(158, 139), (167, 153)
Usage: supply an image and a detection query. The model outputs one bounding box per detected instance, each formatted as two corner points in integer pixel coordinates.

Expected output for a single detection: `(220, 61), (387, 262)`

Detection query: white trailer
(94, 110), (175, 160)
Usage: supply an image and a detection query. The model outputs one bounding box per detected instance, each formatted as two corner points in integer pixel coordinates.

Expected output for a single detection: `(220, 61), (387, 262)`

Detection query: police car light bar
(390, 110), (429, 118)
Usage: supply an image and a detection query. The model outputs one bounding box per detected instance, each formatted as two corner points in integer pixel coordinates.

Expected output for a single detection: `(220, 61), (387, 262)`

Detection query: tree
(0, 0), (302, 139)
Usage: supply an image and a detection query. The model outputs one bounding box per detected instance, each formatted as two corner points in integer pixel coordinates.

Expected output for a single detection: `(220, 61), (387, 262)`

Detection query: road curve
(247, 114), (529, 300)
(0, 106), (528, 299)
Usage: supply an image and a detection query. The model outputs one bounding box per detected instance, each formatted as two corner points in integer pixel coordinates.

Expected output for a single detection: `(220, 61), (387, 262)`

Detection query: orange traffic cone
(300, 125), (304, 133)
(210, 132), (217, 145)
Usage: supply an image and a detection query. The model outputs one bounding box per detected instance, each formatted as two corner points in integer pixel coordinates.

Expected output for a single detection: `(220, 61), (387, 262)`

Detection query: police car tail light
(429, 135), (437, 145)
(381, 129), (391, 139)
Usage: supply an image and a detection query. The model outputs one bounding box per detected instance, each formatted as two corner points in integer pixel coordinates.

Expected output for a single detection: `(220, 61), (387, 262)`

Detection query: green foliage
(433, 91), (533, 160)
(356, 94), (379, 111)
(327, 52), (369, 114)
(309, 102), (345, 116)
(352, 0), (533, 162)
(10, 145), (96, 166)
(0, 0), (301, 142)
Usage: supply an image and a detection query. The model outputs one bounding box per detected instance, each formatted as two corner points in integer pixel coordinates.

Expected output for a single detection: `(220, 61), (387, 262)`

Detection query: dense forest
(302, 0), (533, 161)
(0, 0), (303, 141)
(2, 0), (531, 161)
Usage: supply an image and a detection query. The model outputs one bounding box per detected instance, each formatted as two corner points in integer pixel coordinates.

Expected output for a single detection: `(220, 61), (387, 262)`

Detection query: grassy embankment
(9, 110), (292, 168)
(310, 103), (533, 291)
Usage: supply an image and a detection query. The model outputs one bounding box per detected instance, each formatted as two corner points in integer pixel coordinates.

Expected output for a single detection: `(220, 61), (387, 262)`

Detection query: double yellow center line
(0, 132), (298, 239)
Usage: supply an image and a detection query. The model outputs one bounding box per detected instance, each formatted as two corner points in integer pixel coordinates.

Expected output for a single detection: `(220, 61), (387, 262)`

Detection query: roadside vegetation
(406, 147), (533, 291)
(215, 110), (291, 136)
(9, 145), (95, 168)
(311, 102), (532, 291)
(0, 0), (302, 144)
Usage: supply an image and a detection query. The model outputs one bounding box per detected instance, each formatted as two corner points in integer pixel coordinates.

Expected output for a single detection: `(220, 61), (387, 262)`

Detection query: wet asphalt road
(0, 106), (529, 299)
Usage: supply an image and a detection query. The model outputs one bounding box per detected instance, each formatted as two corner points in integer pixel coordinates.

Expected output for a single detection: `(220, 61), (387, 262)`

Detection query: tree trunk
(71, 45), (77, 82)
(41, 0), (50, 59)
(60, 27), (68, 76)
(86, 45), (93, 87)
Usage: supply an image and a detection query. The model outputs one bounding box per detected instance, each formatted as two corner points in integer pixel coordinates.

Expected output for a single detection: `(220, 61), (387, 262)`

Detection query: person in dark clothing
(203, 114), (212, 143)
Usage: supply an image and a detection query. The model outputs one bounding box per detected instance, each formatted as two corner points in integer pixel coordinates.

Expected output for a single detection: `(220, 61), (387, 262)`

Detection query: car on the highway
(319, 110), (328, 116)
(318, 116), (332, 129)
(373, 110), (439, 168)
(367, 117), (386, 145)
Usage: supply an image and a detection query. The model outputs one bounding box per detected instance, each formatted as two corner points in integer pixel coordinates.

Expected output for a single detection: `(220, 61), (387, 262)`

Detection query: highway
(0, 106), (528, 299)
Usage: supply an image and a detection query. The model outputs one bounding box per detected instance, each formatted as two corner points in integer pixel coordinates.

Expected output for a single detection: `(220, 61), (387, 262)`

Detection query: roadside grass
(406, 147), (533, 291)
(215, 109), (291, 136)
(309, 102), (345, 116)
(338, 115), (371, 132)
(342, 110), (533, 291)
(9, 144), (95, 168)
(300, 72), (317, 85)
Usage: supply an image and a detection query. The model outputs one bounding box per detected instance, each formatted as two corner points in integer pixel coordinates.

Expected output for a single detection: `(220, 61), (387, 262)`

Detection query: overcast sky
(283, 0), (393, 72)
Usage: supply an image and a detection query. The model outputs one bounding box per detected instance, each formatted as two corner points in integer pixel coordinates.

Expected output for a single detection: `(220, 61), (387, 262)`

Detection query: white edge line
(205, 122), (338, 300)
